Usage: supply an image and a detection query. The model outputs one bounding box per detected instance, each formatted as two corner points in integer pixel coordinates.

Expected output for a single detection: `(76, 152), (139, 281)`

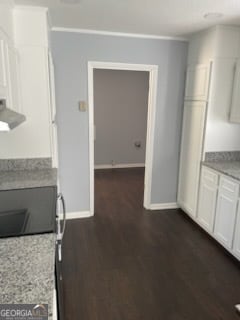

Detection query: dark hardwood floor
(61, 168), (240, 320)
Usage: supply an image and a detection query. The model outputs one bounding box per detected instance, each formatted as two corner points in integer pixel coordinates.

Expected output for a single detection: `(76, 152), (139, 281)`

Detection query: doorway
(88, 62), (158, 215)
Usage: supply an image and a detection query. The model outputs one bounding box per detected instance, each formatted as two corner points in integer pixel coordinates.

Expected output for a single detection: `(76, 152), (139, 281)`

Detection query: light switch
(79, 101), (87, 112)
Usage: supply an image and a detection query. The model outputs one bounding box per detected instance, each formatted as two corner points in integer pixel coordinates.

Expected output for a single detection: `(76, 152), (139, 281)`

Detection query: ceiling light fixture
(203, 12), (224, 20)
(60, 0), (81, 4)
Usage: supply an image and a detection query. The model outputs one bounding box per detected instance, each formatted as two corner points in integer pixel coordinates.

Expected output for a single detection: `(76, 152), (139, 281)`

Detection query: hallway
(61, 168), (240, 320)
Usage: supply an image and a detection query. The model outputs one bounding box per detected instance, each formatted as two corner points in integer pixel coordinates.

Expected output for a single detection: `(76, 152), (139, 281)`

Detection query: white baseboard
(150, 202), (179, 210)
(60, 211), (93, 220)
(95, 163), (145, 169)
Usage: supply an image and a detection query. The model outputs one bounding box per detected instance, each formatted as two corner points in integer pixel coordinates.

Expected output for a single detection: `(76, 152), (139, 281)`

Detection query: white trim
(143, 65), (158, 210)
(88, 64), (95, 216)
(89, 61), (158, 71)
(60, 211), (93, 220)
(88, 61), (158, 215)
(95, 163), (145, 169)
(150, 203), (179, 210)
(52, 27), (188, 42)
(14, 5), (48, 13)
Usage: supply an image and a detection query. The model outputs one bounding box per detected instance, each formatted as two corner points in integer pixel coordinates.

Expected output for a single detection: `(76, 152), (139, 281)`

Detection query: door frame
(88, 61), (158, 215)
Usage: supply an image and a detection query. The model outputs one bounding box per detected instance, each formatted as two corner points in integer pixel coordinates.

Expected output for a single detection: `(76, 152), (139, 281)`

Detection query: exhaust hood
(0, 99), (26, 131)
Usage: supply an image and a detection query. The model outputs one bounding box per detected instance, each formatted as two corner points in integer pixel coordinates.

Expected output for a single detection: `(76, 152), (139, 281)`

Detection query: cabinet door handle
(57, 193), (66, 239)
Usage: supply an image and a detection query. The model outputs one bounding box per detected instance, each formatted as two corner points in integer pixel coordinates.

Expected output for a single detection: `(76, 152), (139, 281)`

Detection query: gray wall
(94, 69), (149, 166)
(51, 32), (188, 212)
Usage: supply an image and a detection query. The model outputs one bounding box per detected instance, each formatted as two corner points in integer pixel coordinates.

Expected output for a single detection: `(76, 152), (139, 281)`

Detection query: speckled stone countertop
(0, 233), (55, 318)
(0, 168), (58, 191)
(202, 161), (240, 181)
(0, 158), (57, 191)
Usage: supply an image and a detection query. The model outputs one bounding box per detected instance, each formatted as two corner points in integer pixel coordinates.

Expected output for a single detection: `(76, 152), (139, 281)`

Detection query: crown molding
(14, 5), (48, 13)
(52, 27), (188, 41)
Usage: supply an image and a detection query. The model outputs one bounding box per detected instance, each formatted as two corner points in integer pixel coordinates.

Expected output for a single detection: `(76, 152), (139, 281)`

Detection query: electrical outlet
(134, 141), (141, 148)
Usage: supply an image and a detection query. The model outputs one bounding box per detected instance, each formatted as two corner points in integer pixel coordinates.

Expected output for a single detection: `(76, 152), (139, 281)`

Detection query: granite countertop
(0, 168), (58, 191)
(0, 233), (56, 318)
(0, 158), (57, 191)
(202, 161), (240, 181)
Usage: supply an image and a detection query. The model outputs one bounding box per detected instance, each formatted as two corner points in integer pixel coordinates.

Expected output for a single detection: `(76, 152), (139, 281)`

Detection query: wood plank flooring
(60, 168), (240, 320)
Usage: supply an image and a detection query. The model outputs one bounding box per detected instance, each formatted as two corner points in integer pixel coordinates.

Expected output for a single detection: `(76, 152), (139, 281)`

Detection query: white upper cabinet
(178, 101), (206, 217)
(0, 34), (8, 99)
(0, 2), (22, 113)
(0, 1), (14, 40)
(230, 59), (240, 123)
(0, 4), (58, 163)
(0, 31), (21, 113)
(197, 167), (218, 232)
(214, 176), (239, 249)
(5, 44), (21, 113)
(13, 7), (49, 47)
(184, 64), (211, 101)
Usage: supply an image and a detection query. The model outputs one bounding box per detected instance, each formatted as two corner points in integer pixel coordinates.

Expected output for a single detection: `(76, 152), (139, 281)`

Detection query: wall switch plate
(79, 101), (87, 112)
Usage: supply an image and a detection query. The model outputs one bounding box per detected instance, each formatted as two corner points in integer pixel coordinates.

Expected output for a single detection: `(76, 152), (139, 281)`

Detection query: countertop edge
(201, 161), (240, 182)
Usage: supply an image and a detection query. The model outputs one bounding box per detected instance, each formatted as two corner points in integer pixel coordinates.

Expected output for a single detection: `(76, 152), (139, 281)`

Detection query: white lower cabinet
(197, 166), (240, 259)
(197, 167), (218, 232)
(213, 176), (239, 250)
(233, 202), (240, 259)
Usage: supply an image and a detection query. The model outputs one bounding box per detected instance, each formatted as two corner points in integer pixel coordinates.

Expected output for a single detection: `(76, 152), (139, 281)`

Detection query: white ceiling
(14, 0), (240, 38)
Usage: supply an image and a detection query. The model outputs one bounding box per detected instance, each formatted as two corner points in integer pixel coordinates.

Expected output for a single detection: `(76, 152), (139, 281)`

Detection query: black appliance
(55, 193), (66, 320)
(0, 186), (57, 238)
(0, 186), (66, 320)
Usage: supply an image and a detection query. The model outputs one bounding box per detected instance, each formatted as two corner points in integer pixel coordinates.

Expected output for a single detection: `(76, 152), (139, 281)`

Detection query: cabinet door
(0, 35), (7, 98)
(230, 59), (240, 123)
(214, 177), (239, 249)
(197, 167), (218, 232)
(6, 45), (22, 113)
(233, 201), (240, 259)
(47, 52), (58, 168)
(178, 101), (206, 218)
(185, 64), (211, 101)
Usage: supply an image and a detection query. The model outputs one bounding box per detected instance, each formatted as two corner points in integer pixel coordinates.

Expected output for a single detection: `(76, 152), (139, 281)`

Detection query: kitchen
(0, 0), (240, 319)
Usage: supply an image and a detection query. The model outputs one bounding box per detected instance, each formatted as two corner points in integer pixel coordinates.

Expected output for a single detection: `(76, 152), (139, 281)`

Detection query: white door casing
(88, 61), (158, 215)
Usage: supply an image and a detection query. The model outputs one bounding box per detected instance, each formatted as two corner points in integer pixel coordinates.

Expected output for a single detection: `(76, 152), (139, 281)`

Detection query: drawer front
(219, 176), (239, 197)
(202, 166), (219, 186)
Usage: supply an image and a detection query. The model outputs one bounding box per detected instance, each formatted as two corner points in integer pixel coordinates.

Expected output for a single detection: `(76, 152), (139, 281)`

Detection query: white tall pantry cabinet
(178, 63), (211, 217)
(178, 25), (240, 219)
(178, 25), (240, 260)
(178, 100), (207, 217)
